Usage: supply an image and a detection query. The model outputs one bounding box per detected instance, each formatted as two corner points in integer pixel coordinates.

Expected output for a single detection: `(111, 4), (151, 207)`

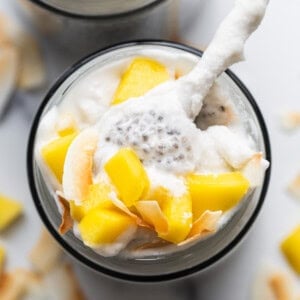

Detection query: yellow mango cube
(104, 148), (149, 207)
(112, 57), (170, 105)
(41, 133), (77, 183)
(69, 201), (86, 222)
(159, 192), (192, 244)
(0, 195), (23, 231)
(0, 245), (5, 273)
(78, 208), (135, 246)
(70, 184), (114, 221)
(187, 172), (249, 220)
(281, 226), (300, 274)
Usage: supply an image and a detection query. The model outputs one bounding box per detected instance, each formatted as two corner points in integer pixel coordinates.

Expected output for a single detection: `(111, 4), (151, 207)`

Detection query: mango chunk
(112, 57), (170, 105)
(187, 172), (249, 220)
(41, 133), (77, 183)
(0, 195), (22, 231)
(159, 192), (192, 244)
(104, 148), (149, 207)
(70, 183), (114, 222)
(78, 208), (135, 246)
(281, 226), (300, 275)
(0, 245), (5, 273)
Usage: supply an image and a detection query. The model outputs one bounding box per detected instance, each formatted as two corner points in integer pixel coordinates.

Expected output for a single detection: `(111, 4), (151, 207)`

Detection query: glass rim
(27, 40), (271, 282)
(27, 0), (167, 19)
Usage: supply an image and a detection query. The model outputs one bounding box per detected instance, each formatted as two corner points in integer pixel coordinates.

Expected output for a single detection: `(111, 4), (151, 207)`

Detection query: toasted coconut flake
(43, 264), (85, 300)
(135, 201), (168, 234)
(63, 129), (98, 205)
(0, 45), (18, 116)
(28, 228), (63, 274)
(281, 112), (300, 130)
(179, 210), (222, 246)
(58, 196), (73, 234)
(109, 193), (149, 228)
(268, 273), (293, 300)
(0, 269), (40, 300)
(189, 210), (222, 238)
(0, 13), (45, 90)
(16, 33), (45, 90)
(287, 174), (300, 199)
(242, 153), (269, 187)
(252, 265), (294, 300)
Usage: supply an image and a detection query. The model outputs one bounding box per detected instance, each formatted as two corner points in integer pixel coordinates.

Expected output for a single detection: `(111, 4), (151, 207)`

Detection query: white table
(1, 0), (299, 299)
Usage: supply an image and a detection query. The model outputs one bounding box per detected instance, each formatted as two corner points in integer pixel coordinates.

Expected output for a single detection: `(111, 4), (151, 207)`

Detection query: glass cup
(27, 41), (271, 282)
(17, 0), (202, 59)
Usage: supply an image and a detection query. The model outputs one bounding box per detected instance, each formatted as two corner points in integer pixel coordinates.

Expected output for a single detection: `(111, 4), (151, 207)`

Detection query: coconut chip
(109, 193), (149, 228)
(0, 269), (40, 300)
(252, 265), (295, 300)
(0, 45), (18, 116)
(242, 153), (269, 187)
(57, 195), (73, 234)
(287, 174), (300, 199)
(28, 228), (63, 274)
(281, 112), (300, 130)
(63, 129), (98, 205)
(0, 12), (45, 90)
(135, 200), (168, 234)
(179, 210), (222, 246)
(0, 265), (85, 300)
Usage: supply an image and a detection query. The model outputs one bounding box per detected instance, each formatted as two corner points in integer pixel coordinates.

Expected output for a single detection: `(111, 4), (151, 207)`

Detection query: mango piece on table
(281, 225), (300, 275)
(0, 245), (5, 274)
(70, 183), (114, 222)
(104, 148), (149, 207)
(112, 57), (170, 105)
(0, 194), (22, 231)
(159, 192), (192, 244)
(78, 208), (135, 246)
(41, 133), (77, 183)
(187, 172), (249, 220)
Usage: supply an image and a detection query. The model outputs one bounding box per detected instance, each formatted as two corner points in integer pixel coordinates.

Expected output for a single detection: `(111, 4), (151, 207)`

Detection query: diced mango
(41, 133), (77, 183)
(0, 245), (5, 273)
(70, 183), (115, 222)
(0, 195), (23, 231)
(159, 192), (192, 244)
(112, 57), (170, 105)
(187, 172), (250, 220)
(69, 201), (86, 222)
(78, 208), (135, 246)
(104, 148), (149, 207)
(281, 226), (300, 275)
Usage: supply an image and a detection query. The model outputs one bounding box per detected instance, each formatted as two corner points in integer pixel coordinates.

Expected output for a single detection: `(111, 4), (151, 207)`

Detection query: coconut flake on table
(0, 46), (18, 116)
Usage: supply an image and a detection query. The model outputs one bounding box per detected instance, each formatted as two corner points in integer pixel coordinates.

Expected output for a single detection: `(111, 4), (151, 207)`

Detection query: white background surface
(1, 0), (300, 299)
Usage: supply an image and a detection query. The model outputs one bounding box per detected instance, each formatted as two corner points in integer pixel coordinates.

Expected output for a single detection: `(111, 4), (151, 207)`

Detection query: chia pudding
(34, 44), (269, 257)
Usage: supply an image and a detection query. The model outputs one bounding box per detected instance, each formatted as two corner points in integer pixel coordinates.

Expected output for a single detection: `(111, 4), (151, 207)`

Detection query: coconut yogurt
(35, 0), (269, 257)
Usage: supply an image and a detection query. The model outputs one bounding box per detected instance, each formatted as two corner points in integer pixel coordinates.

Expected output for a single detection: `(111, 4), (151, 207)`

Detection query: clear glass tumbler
(27, 41), (271, 282)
